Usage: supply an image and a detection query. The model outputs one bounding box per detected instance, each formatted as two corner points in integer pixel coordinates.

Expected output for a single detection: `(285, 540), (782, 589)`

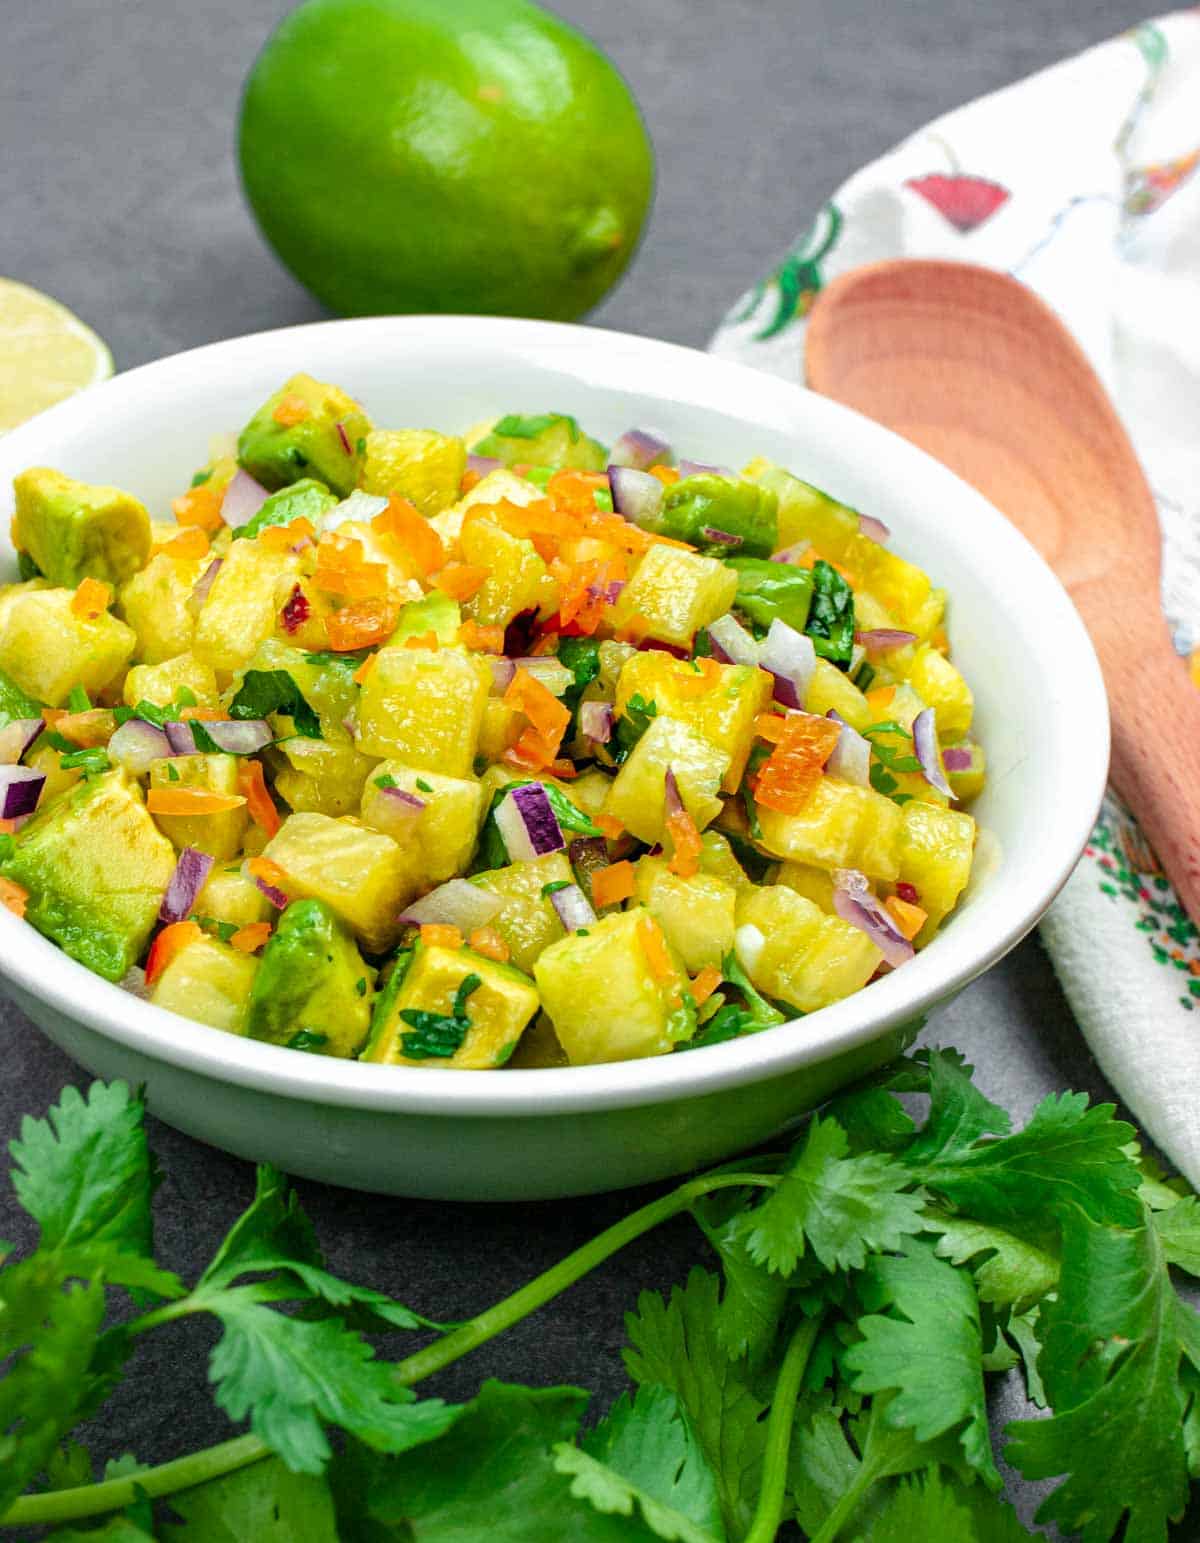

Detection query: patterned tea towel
(709, 13), (1200, 1181)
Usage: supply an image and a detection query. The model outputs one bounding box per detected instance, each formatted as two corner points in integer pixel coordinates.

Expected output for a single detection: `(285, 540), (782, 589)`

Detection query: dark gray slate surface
(1, 0), (1171, 1533)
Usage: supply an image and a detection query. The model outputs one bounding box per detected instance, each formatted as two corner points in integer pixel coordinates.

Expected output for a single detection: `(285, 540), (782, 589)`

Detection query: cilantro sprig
(3, 1049), (1200, 1539)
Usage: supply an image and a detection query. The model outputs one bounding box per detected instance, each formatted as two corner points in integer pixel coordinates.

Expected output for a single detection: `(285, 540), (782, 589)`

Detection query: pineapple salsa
(0, 375), (983, 1069)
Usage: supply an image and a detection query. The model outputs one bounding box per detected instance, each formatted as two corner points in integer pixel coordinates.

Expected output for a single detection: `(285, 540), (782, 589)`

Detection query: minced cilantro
(805, 558), (856, 669)
(374, 774), (398, 790)
(541, 880), (571, 898)
(228, 669), (322, 739)
(863, 719), (921, 804)
(193, 914), (237, 944)
(60, 747), (109, 779)
(355, 978), (367, 998)
(286, 1030), (329, 1053)
(399, 972), (482, 1060)
(66, 685), (91, 714)
(612, 693), (658, 765)
(416, 778), (433, 794)
(166, 763), (180, 782)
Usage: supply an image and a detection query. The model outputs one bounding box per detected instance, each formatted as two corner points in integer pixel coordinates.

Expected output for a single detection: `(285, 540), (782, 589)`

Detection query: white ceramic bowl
(0, 317), (1108, 1199)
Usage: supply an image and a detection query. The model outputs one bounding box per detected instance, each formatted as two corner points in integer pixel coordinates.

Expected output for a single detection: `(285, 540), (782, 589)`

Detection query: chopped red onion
(824, 711), (871, 786)
(186, 557), (222, 617)
(678, 459), (734, 479)
(118, 965), (150, 1000)
(201, 720), (273, 755)
(608, 465), (664, 529)
(252, 872), (289, 910)
(706, 613), (760, 667)
(336, 420), (353, 456)
(942, 746), (973, 772)
(490, 656), (573, 697)
(220, 470), (269, 529)
(638, 637), (691, 659)
(855, 628), (917, 653)
(550, 882), (596, 932)
(109, 718), (173, 776)
(760, 618), (816, 709)
(0, 766), (45, 819)
(399, 878), (502, 930)
(912, 708), (953, 798)
(832, 868), (914, 967)
(495, 783), (564, 861)
(771, 540), (812, 564)
(164, 721), (197, 755)
(609, 429), (672, 470)
(605, 579), (625, 604)
(467, 454), (502, 476)
(578, 701), (614, 744)
(159, 845), (214, 924)
(663, 765), (684, 823)
(568, 835), (610, 871)
(0, 718), (44, 765)
(322, 491), (389, 531)
(379, 784), (426, 813)
(701, 526), (742, 547)
(858, 512), (891, 544)
(489, 658), (516, 695)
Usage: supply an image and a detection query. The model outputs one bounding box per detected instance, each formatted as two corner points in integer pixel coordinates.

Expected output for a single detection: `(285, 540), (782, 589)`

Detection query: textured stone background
(0, 0), (1165, 1532)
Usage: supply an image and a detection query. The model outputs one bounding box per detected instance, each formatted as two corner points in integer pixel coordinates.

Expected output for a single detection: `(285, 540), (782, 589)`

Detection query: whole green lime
(238, 0), (654, 320)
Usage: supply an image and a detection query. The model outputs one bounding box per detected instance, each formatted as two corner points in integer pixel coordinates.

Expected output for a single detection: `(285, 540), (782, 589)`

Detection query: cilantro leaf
(856, 1467), (1035, 1541)
(570, 1383), (725, 1542)
(1006, 1209), (1197, 1541)
(162, 1455), (339, 1542)
(612, 693), (658, 765)
(228, 670), (322, 739)
(1152, 1193), (1200, 1276)
(47, 1519), (156, 1542)
(912, 1090), (1142, 1230)
(805, 559), (855, 668)
(400, 973), (482, 1060)
(744, 1115), (925, 1276)
(623, 1269), (768, 1539)
(843, 1237), (1001, 1488)
(206, 1297), (457, 1474)
(690, 1186), (788, 1365)
(922, 1207), (1058, 1313)
(9, 1082), (158, 1260)
(903, 1048), (1011, 1163)
(557, 636), (602, 715)
(364, 1380), (643, 1540)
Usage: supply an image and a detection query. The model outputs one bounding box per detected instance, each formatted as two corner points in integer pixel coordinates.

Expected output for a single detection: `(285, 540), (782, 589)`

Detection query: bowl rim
(0, 313), (1110, 1117)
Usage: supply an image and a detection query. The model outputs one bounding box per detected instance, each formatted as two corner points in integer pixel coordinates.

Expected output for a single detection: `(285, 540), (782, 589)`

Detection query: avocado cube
(460, 519), (548, 630)
(533, 908), (690, 1065)
(193, 539), (302, 675)
(237, 373), (370, 497)
(245, 898), (373, 1057)
(655, 474), (778, 558)
(362, 942), (539, 1068)
(361, 762), (483, 885)
(615, 652), (771, 790)
(508, 1012), (569, 1068)
(2, 770), (175, 981)
(13, 467), (151, 588)
(469, 852), (572, 973)
(390, 590), (461, 646)
(604, 716), (729, 846)
(195, 865), (272, 930)
(361, 429), (466, 516)
(356, 646), (492, 776)
(633, 855), (737, 974)
(756, 776), (903, 884)
(149, 753), (248, 859)
(469, 412), (606, 472)
(262, 811), (414, 953)
(0, 587), (135, 706)
(119, 552), (208, 664)
(123, 652), (219, 711)
(151, 934), (259, 1035)
(735, 885), (881, 1014)
(232, 478), (338, 539)
(609, 543), (739, 650)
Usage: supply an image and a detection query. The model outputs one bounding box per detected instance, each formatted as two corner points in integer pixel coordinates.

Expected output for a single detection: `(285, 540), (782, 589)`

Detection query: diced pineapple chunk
(149, 753), (248, 859)
(362, 943), (539, 1068)
(755, 776), (903, 882)
(735, 885), (881, 1013)
(263, 811), (413, 952)
(615, 653), (771, 789)
(23, 741), (82, 808)
(609, 543), (738, 649)
(119, 552), (207, 663)
(508, 1012), (569, 1068)
(430, 468), (544, 546)
(193, 540), (302, 674)
(805, 658), (872, 731)
(461, 518), (548, 629)
(123, 653), (218, 711)
(273, 738), (378, 817)
(195, 865), (272, 929)
(698, 830), (753, 890)
(534, 908), (690, 1064)
(605, 716), (729, 845)
(896, 801), (976, 932)
(904, 644), (973, 740)
(470, 852), (571, 973)
(361, 761), (483, 885)
(776, 861), (836, 911)
(478, 697), (522, 761)
(356, 646), (492, 776)
(361, 429), (466, 515)
(945, 740), (986, 804)
(634, 854), (737, 972)
(151, 935), (258, 1035)
(0, 587), (135, 706)
(232, 639), (358, 743)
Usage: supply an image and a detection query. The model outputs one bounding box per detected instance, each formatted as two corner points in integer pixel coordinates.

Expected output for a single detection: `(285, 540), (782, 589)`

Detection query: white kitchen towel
(709, 13), (1200, 1182)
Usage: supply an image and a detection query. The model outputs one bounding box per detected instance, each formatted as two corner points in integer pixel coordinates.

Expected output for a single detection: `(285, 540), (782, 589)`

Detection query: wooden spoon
(806, 257), (1200, 923)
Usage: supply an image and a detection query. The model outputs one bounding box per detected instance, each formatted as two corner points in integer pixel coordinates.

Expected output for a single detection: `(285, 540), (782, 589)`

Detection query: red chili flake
(895, 881), (920, 905)
(336, 420), (353, 456)
(280, 583), (311, 634)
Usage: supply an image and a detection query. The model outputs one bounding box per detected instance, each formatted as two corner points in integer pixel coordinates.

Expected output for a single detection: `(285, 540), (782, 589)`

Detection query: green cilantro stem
(808, 1466), (875, 1543)
(0, 1435), (268, 1528)
(742, 1312), (824, 1543)
(395, 1171), (779, 1387)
